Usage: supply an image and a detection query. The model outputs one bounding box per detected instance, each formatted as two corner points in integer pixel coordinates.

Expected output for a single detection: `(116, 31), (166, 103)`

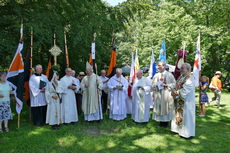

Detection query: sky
(103, 0), (127, 6)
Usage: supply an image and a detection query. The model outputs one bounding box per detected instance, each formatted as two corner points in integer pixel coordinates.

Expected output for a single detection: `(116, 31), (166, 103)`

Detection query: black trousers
(101, 91), (108, 113)
(31, 105), (47, 126)
(76, 93), (82, 115)
(160, 122), (169, 127)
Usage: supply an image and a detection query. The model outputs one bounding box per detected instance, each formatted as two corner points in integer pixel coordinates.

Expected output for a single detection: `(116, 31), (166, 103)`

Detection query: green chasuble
(81, 73), (103, 115)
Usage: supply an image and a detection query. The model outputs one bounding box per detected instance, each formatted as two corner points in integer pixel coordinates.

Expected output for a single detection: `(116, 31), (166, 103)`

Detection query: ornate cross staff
(49, 34), (62, 65)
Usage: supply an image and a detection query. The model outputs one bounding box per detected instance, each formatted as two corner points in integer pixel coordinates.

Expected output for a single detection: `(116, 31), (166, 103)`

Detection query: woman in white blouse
(0, 72), (12, 133)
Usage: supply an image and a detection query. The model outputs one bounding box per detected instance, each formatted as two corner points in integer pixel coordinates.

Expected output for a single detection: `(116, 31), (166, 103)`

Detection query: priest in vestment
(132, 70), (152, 123)
(81, 62), (103, 121)
(57, 68), (79, 124)
(29, 64), (49, 126)
(152, 61), (176, 127)
(45, 73), (62, 130)
(108, 68), (128, 121)
(171, 63), (195, 139)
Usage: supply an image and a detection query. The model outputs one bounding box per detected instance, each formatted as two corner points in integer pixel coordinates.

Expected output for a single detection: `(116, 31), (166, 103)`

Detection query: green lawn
(0, 92), (229, 153)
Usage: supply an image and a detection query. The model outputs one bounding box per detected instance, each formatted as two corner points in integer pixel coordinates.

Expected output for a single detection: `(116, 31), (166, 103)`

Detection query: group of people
(0, 62), (223, 139)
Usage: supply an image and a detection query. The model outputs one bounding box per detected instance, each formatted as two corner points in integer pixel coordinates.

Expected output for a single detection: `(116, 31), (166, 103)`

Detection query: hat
(86, 62), (93, 71)
(215, 71), (221, 75)
(79, 72), (85, 76)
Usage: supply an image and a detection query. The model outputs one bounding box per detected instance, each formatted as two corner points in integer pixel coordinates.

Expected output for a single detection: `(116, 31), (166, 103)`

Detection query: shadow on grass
(1, 94), (230, 153)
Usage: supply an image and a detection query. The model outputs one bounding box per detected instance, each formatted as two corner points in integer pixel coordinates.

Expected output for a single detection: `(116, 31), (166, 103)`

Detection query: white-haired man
(132, 69), (152, 123)
(29, 64), (48, 126)
(108, 68), (128, 121)
(99, 70), (109, 113)
(81, 62), (103, 121)
(57, 67), (79, 124)
(152, 61), (176, 127)
(171, 63), (195, 139)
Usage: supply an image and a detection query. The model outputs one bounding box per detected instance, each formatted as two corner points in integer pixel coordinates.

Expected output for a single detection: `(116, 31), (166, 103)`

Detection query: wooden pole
(64, 32), (69, 68)
(18, 114), (20, 129)
(29, 27), (33, 120)
(198, 33), (201, 114)
(54, 34), (57, 65)
(30, 27), (33, 75)
(18, 22), (23, 129)
(95, 64), (101, 119)
(93, 33), (101, 119)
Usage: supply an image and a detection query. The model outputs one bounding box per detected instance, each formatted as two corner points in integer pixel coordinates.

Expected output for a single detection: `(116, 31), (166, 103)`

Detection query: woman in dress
(0, 72), (13, 133)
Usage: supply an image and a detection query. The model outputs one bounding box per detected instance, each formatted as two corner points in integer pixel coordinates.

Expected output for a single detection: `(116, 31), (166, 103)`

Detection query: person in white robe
(126, 76), (132, 114)
(108, 68), (128, 121)
(147, 76), (154, 109)
(29, 64), (48, 126)
(57, 68), (79, 124)
(132, 70), (152, 123)
(71, 70), (80, 87)
(152, 61), (176, 127)
(45, 73), (62, 130)
(81, 62), (103, 121)
(171, 63), (195, 139)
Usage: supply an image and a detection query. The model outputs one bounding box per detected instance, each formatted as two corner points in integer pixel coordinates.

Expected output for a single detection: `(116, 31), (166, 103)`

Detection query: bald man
(57, 68), (79, 124)
(108, 68), (128, 121)
(152, 61), (176, 128)
(132, 70), (152, 123)
(29, 64), (48, 126)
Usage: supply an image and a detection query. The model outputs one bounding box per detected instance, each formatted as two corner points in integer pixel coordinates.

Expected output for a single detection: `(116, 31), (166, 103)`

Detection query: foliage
(116, 0), (230, 88)
(0, 92), (230, 153)
(0, 0), (127, 73)
(0, 0), (229, 87)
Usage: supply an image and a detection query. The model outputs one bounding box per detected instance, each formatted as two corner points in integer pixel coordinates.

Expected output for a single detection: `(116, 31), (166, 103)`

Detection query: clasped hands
(161, 82), (167, 87)
(40, 87), (45, 92)
(137, 86), (144, 90)
(52, 96), (58, 100)
(68, 85), (76, 90)
(172, 90), (179, 98)
(113, 87), (123, 91)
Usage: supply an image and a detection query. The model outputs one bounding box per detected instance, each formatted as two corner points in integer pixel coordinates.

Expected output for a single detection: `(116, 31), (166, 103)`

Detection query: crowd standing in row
(0, 62), (223, 139)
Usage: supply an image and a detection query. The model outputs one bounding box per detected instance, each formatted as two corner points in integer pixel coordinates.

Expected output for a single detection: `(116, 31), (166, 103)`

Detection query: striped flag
(193, 33), (201, 87)
(128, 50), (135, 98)
(134, 48), (140, 71)
(89, 53), (93, 66)
(6, 25), (24, 114)
(107, 36), (116, 78)
(46, 55), (54, 80)
(24, 46), (32, 105)
(148, 47), (156, 79)
(89, 41), (96, 73)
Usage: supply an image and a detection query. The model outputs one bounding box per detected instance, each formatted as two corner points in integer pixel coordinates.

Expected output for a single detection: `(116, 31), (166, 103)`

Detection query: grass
(0, 92), (230, 153)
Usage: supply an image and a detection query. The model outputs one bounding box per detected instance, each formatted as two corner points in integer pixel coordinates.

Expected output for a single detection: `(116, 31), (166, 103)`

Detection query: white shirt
(29, 74), (48, 107)
(99, 76), (109, 90)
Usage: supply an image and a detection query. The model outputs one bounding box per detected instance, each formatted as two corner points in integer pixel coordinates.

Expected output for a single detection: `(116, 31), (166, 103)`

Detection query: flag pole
(54, 34), (57, 65)
(198, 33), (201, 114)
(29, 27), (33, 120)
(93, 33), (101, 119)
(64, 31), (69, 68)
(18, 22), (23, 128)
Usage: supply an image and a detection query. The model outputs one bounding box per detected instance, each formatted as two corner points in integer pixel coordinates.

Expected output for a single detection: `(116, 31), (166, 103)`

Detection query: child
(199, 76), (209, 117)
